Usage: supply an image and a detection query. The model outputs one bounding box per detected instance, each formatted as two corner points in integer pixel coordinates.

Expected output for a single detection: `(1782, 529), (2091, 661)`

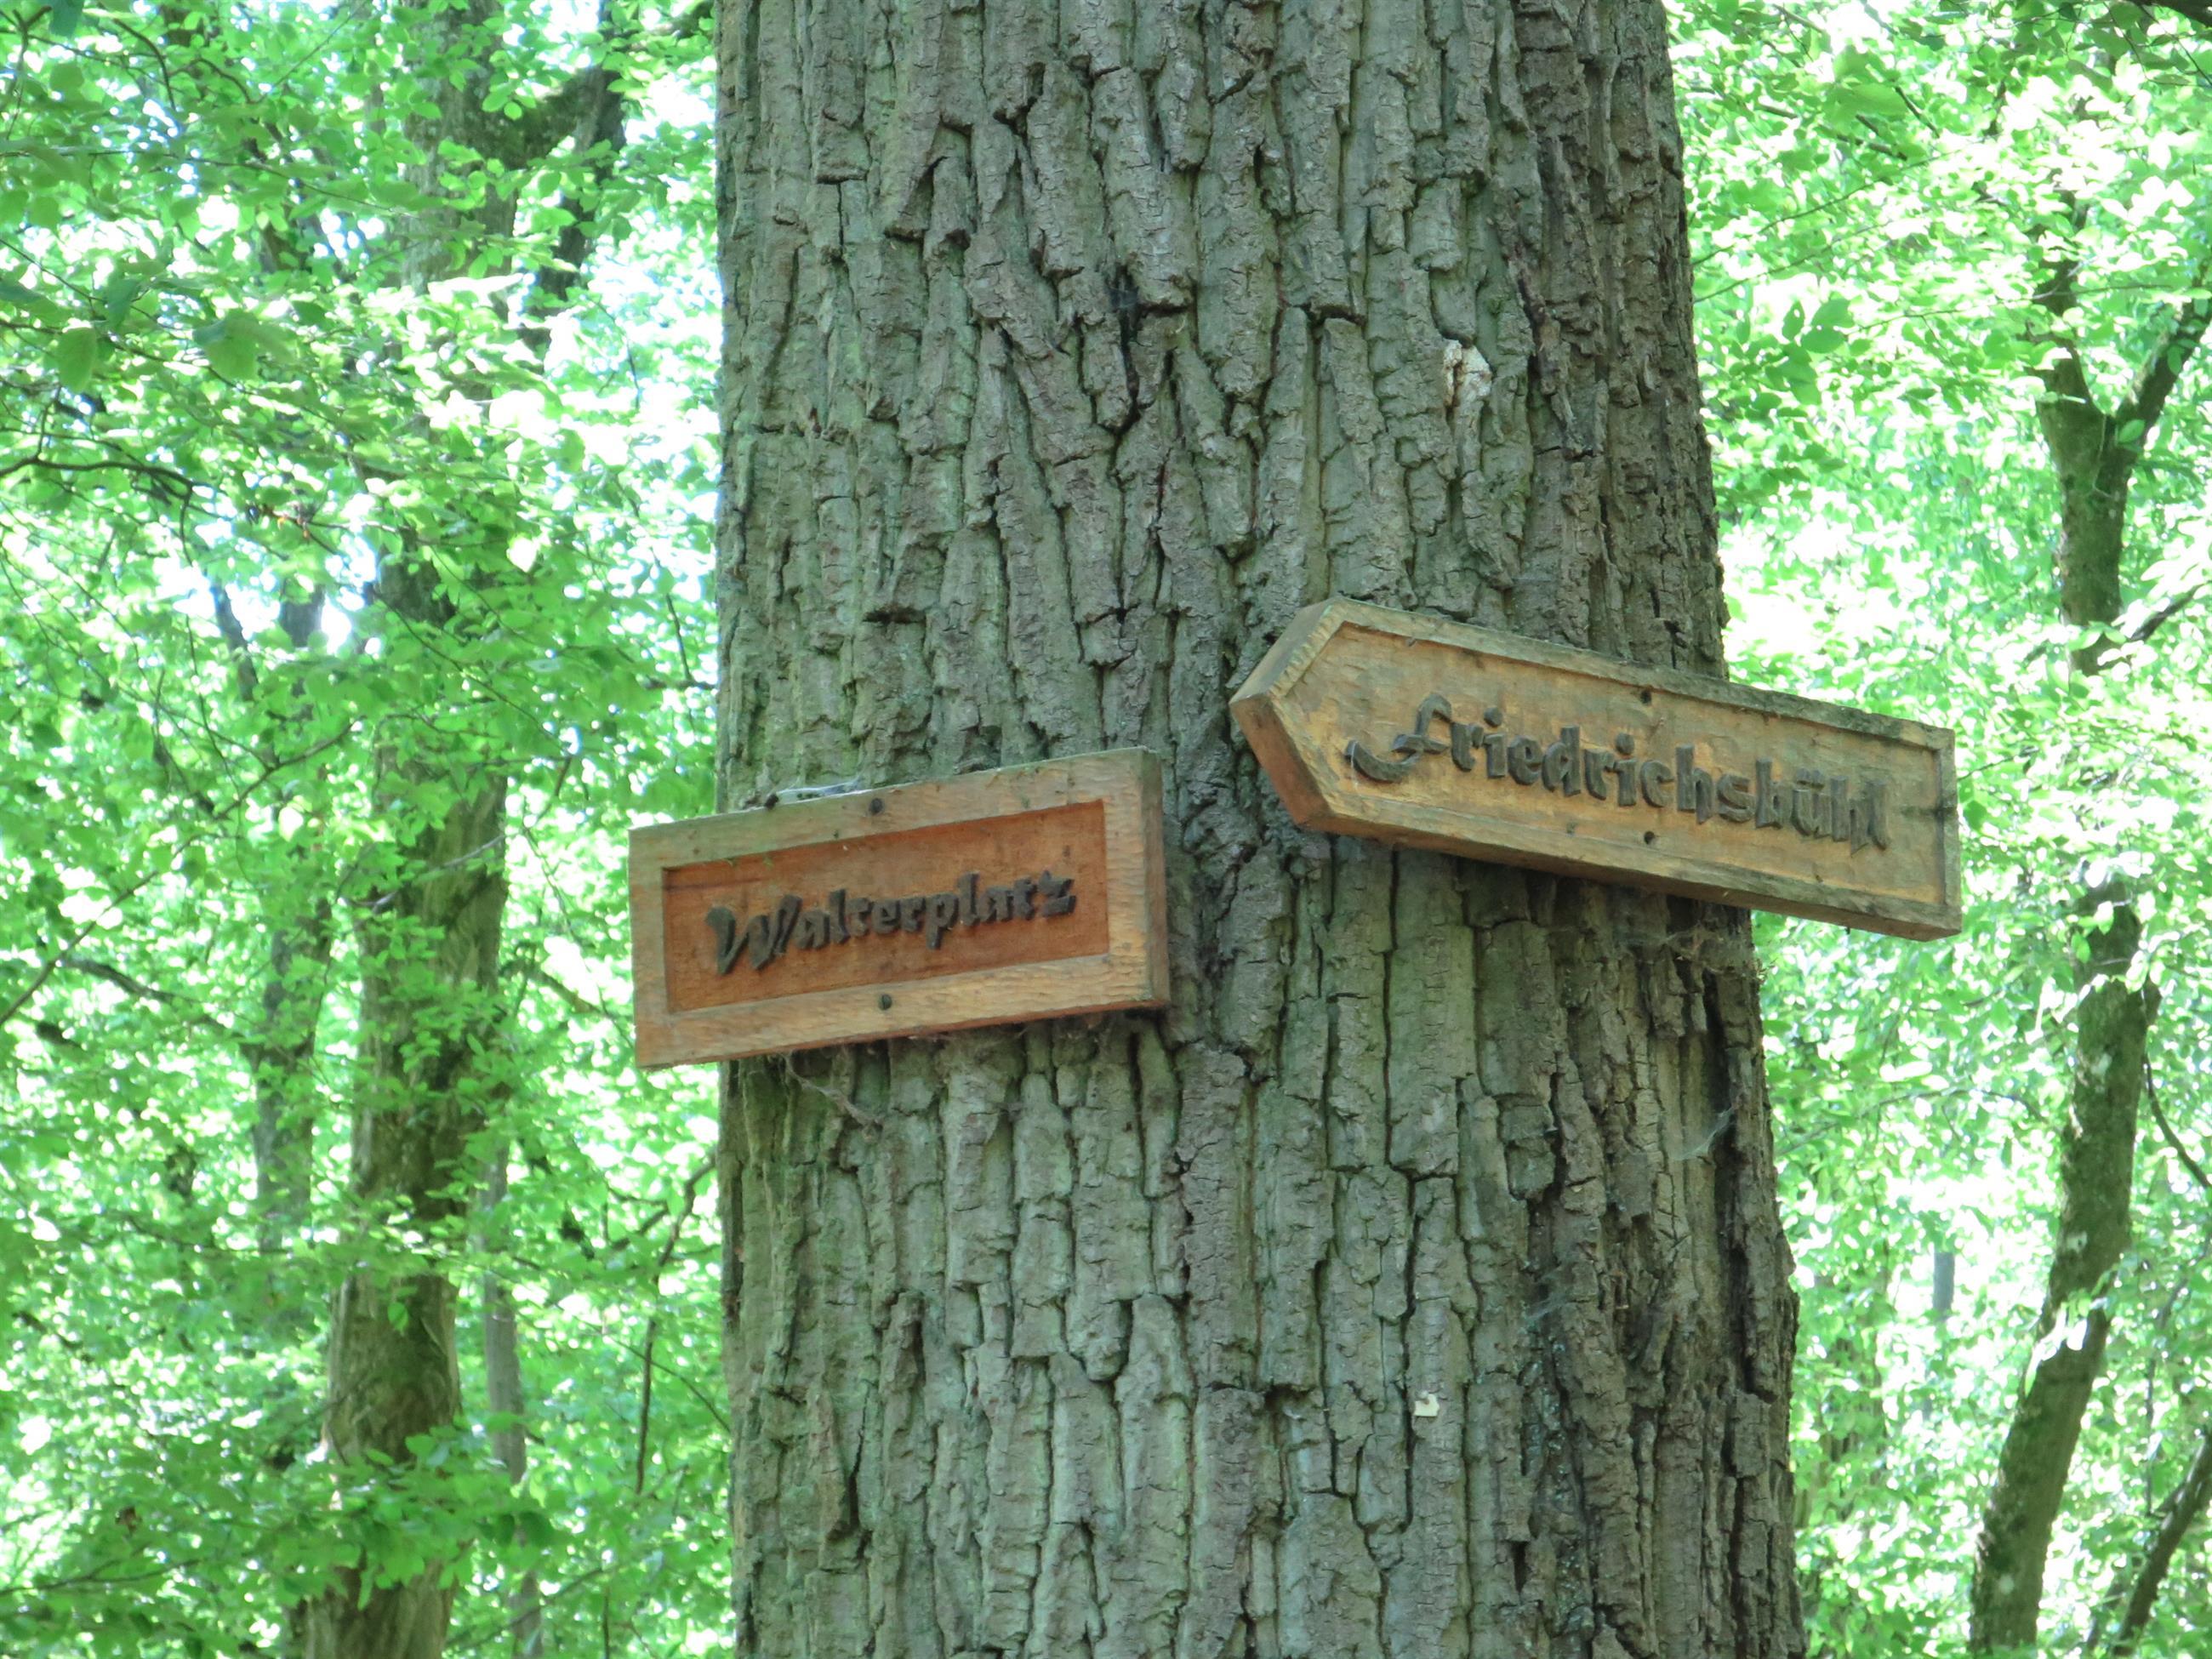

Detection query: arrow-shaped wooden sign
(1231, 600), (1961, 939)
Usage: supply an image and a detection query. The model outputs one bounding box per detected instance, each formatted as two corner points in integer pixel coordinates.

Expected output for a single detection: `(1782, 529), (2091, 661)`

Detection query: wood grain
(1233, 599), (1963, 938)
(629, 750), (1167, 1065)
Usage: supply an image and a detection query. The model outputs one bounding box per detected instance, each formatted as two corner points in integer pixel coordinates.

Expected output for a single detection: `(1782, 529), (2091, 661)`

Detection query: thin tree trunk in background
(482, 1150), (545, 1659)
(714, 0), (1806, 1653)
(1965, 231), (2208, 1649)
(206, 582), (338, 1257)
(305, 691), (507, 1659)
(248, 884), (334, 1250)
(302, 6), (519, 1650)
(1968, 883), (2148, 1651)
(304, 0), (573, 1648)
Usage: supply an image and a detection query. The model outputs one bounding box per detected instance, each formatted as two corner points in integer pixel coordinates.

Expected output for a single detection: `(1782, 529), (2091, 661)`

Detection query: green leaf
(51, 324), (98, 391)
(48, 0), (83, 38)
(197, 316), (260, 380)
(100, 276), (146, 328)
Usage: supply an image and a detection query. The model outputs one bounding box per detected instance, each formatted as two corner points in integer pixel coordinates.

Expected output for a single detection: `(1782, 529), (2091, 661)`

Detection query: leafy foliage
(1679, 1), (2212, 1653)
(2, 0), (724, 1650)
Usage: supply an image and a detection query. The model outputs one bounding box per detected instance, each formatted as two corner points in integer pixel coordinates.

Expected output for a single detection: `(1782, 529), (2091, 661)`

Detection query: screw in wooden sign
(1231, 599), (1962, 939)
(628, 749), (1169, 1065)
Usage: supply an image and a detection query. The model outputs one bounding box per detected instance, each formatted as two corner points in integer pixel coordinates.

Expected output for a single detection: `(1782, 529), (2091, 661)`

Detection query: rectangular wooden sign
(1231, 600), (1961, 938)
(628, 750), (1169, 1066)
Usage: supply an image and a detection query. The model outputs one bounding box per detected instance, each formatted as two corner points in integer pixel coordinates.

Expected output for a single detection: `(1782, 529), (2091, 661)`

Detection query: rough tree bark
(1966, 237), (2209, 1652)
(714, 1), (1805, 1655)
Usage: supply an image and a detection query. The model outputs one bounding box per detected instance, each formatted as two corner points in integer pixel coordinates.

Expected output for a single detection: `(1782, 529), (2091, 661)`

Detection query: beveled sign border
(1231, 599), (1962, 939)
(629, 749), (1168, 1066)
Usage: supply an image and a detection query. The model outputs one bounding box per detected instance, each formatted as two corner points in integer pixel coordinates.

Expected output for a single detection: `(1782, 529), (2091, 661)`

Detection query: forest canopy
(5, 0), (2212, 1655)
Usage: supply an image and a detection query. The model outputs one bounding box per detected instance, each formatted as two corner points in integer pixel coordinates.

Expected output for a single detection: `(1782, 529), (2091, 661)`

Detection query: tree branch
(58, 955), (243, 1046)
(2029, 230), (2105, 417)
(497, 0), (711, 170)
(0, 450), (204, 499)
(207, 579), (262, 705)
(2089, 1416), (2212, 1655)
(2125, 582), (2208, 647)
(2115, 262), (2212, 442)
(2143, 1064), (2212, 1197)
(2138, 0), (2212, 31)
(500, 64), (617, 171)
(0, 725), (354, 1035)
(514, 955), (618, 1023)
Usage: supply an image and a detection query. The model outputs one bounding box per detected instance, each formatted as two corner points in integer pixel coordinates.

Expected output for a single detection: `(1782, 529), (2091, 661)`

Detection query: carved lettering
(1039, 870), (1078, 916)
(1341, 692), (1901, 857)
(1676, 746), (1715, 824)
(1451, 721), (1482, 772)
(1792, 770), (1823, 837)
(1754, 761), (1787, 829)
(1845, 779), (1890, 850)
(1541, 726), (1582, 795)
(740, 912), (774, 971)
(1717, 773), (1753, 823)
(707, 867), (1083, 975)
(1582, 749), (1612, 800)
(707, 905), (742, 974)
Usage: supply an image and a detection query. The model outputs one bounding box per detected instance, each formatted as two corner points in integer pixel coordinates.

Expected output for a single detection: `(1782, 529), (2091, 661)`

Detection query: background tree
(1678, 1), (2212, 1652)
(2, 1), (727, 1652)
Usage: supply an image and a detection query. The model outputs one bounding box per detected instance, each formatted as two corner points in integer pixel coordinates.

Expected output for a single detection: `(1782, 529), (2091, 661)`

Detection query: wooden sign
(1231, 600), (1961, 939)
(629, 750), (1168, 1066)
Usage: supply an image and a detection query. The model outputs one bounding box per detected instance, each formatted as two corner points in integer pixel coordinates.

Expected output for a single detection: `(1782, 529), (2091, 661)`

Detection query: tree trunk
(482, 1150), (546, 1659)
(1964, 242), (2204, 1648)
(299, 3), (641, 1649)
(1967, 885), (2148, 1651)
(248, 879), (334, 1251)
(303, 677), (507, 1659)
(305, 7), (523, 1652)
(713, 1), (1805, 1655)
